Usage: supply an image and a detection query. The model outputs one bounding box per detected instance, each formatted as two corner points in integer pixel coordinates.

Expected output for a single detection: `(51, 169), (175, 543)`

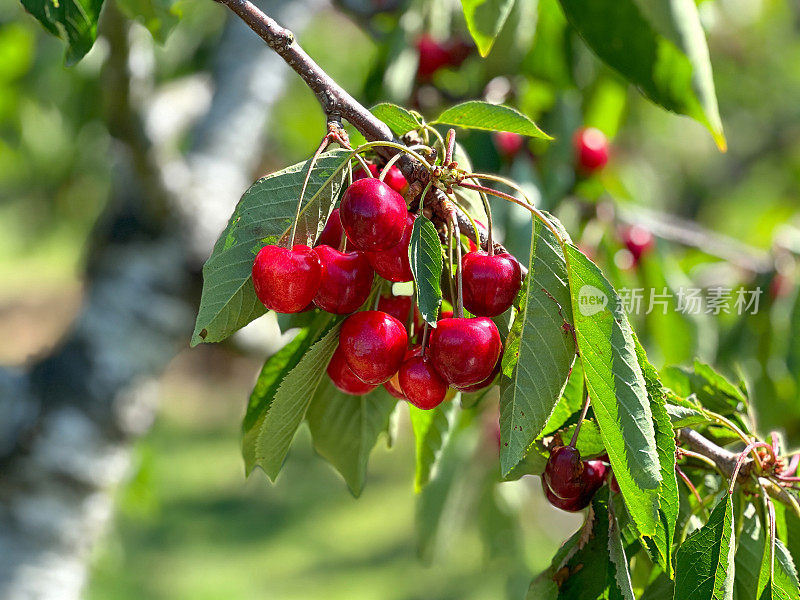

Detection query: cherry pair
(542, 445), (608, 512)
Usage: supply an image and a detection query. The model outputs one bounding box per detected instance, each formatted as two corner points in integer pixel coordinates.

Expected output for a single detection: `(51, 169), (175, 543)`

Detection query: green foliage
(409, 215), (443, 325)
(116, 0), (180, 42)
(20, 0), (104, 64)
(409, 402), (456, 493)
(191, 149), (349, 346)
(370, 103), (423, 136)
(460, 0), (516, 57)
(433, 101), (552, 139)
(556, 0), (725, 148)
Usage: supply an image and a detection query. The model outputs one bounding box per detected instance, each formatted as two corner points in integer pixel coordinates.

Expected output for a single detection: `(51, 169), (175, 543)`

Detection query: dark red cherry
(542, 478), (592, 512)
(399, 355), (448, 410)
(340, 178), (407, 252)
(377, 294), (412, 325)
(383, 166), (409, 195)
(493, 131), (524, 159)
(582, 460), (608, 494)
(339, 311), (408, 384)
(574, 127), (609, 173)
(383, 346), (420, 399)
(609, 474), (620, 494)
(327, 346), (376, 395)
(252, 244), (322, 313)
(365, 213), (414, 282)
(461, 251), (522, 317)
(455, 350), (502, 393)
(438, 308), (453, 320)
(352, 163), (379, 181)
(416, 34), (451, 79)
(429, 317), (502, 388)
(315, 208), (344, 248)
(543, 446), (585, 500)
(312, 245), (374, 314)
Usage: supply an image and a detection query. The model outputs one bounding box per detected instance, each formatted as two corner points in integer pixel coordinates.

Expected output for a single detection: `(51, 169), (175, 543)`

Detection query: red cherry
(543, 446), (585, 500)
(399, 354), (448, 410)
(493, 131), (524, 159)
(438, 309), (453, 320)
(353, 163), (380, 181)
(582, 460), (608, 493)
(252, 244), (322, 313)
(377, 294), (412, 324)
(383, 166), (409, 195)
(609, 474), (620, 494)
(315, 208), (344, 248)
(574, 127), (609, 173)
(384, 373), (406, 399)
(622, 225), (654, 263)
(416, 34), (452, 79)
(467, 221), (487, 253)
(365, 213), (414, 282)
(312, 245), (374, 314)
(327, 346), (376, 395)
(455, 350), (502, 393)
(339, 311), (408, 384)
(340, 178), (407, 251)
(461, 251), (522, 317)
(542, 478), (592, 512)
(429, 317), (502, 387)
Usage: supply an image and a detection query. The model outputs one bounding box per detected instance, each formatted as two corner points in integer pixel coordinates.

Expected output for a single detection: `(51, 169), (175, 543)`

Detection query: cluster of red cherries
(251, 164), (522, 411)
(542, 444), (613, 512)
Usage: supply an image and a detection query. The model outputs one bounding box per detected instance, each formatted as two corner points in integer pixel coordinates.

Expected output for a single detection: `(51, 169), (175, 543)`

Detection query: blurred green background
(3, 0), (800, 597)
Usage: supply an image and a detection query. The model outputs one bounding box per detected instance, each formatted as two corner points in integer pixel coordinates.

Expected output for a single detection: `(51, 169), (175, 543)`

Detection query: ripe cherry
(455, 350), (502, 393)
(493, 131), (524, 159)
(416, 34), (452, 79)
(327, 346), (376, 395)
(365, 213), (414, 282)
(399, 354), (448, 410)
(461, 251), (522, 317)
(609, 474), (620, 494)
(315, 208), (344, 248)
(340, 178), (407, 252)
(352, 163), (379, 181)
(377, 293), (412, 325)
(312, 245), (374, 314)
(383, 166), (409, 195)
(543, 445), (585, 500)
(339, 311), (408, 384)
(383, 346), (419, 399)
(252, 244), (322, 313)
(542, 478), (592, 512)
(429, 317), (502, 388)
(582, 460), (608, 494)
(622, 224), (654, 264)
(574, 127), (609, 173)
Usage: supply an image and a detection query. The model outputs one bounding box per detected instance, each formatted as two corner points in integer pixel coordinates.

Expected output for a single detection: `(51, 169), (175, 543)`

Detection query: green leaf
(370, 103), (422, 136)
(21, 0), (104, 64)
(539, 359), (585, 438)
(433, 101), (552, 139)
(664, 402), (709, 429)
(116, 0), (180, 43)
(306, 379), (397, 496)
(248, 323), (341, 481)
(191, 149), (349, 346)
(409, 402), (456, 492)
(499, 219), (576, 476)
(564, 244), (661, 537)
(608, 495), (636, 600)
(640, 572), (675, 599)
(556, 0), (725, 149)
(674, 493), (735, 600)
(634, 337), (679, 578)
(409, 215), (443, 325)
(460, 0), (516, 57)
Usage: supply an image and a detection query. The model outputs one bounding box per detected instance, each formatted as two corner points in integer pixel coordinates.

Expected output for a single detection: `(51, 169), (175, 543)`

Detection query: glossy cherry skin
(609, 474), (620, 494)
(582, 460), (608, 493)
(339, 311), (409, 384)
(493, 131), (524, 159)
(377, 294), (412, 325)
(542, 478), (592, 512)
(574, 127), (609, 172)
(365, 213), (414, 282)
(543, 446), (585, 500)
(340, 178), (407, 252)
(383, 166), (409, 195)
(352, 163), (379, 181)
(429, 317), (502, 388)
(461, 251), (522, 317)
(327, 346), (376, 395)
(399, 355), (448, 410)
(312, 245), (374, 314)
(252, 244), (322, 313)
(383, 346), (420, 399)
(455, 350), (502, 393)
(315, 208), (344, 248)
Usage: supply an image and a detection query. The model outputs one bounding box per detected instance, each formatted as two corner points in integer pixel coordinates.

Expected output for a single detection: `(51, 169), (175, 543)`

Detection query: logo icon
(578, 285), (608, 316)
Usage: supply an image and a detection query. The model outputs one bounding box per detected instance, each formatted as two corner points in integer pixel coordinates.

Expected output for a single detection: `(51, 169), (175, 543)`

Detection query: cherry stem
(445, 128), (456, 165)
(783, 454), (800, 476)
(338, 229), (347, 252)
(776, 475), (800, 482)
(423, 124), (445, 158)
(729, 441), (775, 494)
(446, 220), (456, 308)
(379, 153), (404, 182)
(417, 180), (434, 215)
(421, 323), (430, 355)
(569, 387), (591, 448)
(478, 190), (494, 256)
(290, 133), (331, 248)
(676, 465), (706, 510)
(449, 210), (464, 318)
(678, 448), (721, 472)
